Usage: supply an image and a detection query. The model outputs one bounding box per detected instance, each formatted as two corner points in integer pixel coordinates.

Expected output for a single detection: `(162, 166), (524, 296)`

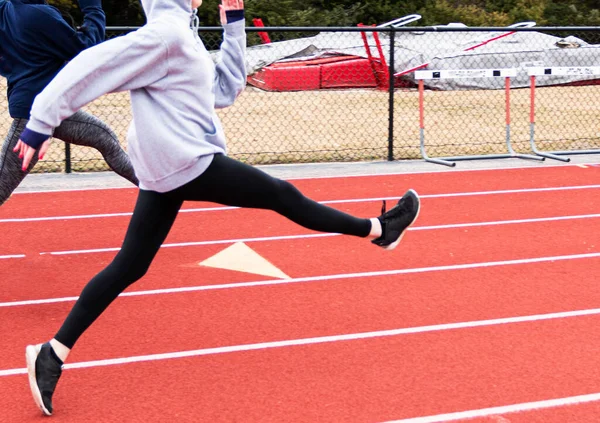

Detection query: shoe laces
(380, 196), (412, 221)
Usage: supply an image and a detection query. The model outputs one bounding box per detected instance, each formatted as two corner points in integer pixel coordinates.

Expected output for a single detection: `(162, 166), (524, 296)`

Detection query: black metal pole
(65, 143), (72, 173)
(387, 29), (395, 161)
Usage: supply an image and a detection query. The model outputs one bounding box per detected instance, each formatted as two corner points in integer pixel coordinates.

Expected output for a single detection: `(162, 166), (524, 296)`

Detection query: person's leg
(26, 189), (182, 416)
(0, 118), (40, 206)
(55, 190), (182, 349)
(53, 110), (139, 186)
(170, 154), (375, 237)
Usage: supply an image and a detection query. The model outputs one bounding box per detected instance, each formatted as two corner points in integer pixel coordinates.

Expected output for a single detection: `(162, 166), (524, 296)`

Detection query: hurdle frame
(416, 68), (544, 167)
(395, 21), (536, 79)
(528, 66), (600, 161)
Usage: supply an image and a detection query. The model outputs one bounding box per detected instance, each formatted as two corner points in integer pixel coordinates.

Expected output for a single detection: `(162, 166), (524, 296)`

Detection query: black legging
(55, 154), (371, 348)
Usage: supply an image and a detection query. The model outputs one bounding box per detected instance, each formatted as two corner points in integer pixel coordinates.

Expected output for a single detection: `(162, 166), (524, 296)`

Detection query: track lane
(386, 396), (600, 422)
(3, 165), (600, 219)
(2, 166), (600, 422)
(1, 256), (599, 368)
(2, 314), (600, 422)
(2, 187), (600, 256)
(1, 216), (599, 302)
(474, 401), (600, 423)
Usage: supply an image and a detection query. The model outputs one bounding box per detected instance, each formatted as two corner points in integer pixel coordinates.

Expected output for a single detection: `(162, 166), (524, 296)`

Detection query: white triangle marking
(199, 242), (290, 279)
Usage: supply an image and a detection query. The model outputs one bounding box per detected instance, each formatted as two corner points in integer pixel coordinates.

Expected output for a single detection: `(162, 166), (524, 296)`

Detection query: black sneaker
(372, 189), (420, 250)
(26, 343), (63, 416)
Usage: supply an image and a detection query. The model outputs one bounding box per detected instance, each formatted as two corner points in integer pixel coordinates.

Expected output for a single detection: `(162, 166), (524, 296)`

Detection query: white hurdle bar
(415, 68), (543, 167)
(528, 66), (600, 162)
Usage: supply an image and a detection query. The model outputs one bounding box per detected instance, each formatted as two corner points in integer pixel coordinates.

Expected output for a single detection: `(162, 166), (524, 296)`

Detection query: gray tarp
(234, 27), (600, 90)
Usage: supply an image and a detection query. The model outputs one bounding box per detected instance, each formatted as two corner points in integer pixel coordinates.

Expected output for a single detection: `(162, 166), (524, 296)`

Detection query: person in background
(0, 0), (138, 206)
(18, 0), (420, 415)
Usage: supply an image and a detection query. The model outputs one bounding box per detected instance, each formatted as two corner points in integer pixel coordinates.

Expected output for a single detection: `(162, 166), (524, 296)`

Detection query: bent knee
(109, 256), (151, 285)
(273, 179), (305, 209)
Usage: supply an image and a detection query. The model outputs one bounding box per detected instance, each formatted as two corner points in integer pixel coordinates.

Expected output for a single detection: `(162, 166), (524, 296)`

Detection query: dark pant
(55, 154), (372, 348)
(0, 110), (138, 206)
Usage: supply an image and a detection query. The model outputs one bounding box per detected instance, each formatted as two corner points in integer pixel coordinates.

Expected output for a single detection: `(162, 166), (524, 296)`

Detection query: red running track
(1, 165), (600, 422)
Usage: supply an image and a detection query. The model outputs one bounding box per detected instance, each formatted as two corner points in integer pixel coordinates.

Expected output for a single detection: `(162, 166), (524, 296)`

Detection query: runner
(18, 0), (420, 415)
(0, 0), (138, 206)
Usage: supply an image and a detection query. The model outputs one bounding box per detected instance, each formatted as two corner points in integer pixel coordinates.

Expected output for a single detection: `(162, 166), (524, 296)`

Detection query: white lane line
(419, 184), (600, 198)
(5, 212), (600, 260)
(12, 160), (599, 197)
(412, 213), (600, 231)
(382, 392), (600, 422)
(2, 251), (600, 309)
(4, 184), (600, 223)
(5, 212), (598, 260)
(3, 305), (600, 377)
(12, 185), (133, 195)
(38, 213), (600, 256)
(0, 206), (235, 223)
(41, 233), (340, 256)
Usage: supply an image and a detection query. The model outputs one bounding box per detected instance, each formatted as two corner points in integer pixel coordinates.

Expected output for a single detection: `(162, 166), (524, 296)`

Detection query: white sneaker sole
(384, 189), (421, 251)
(26, 344), (52, 416)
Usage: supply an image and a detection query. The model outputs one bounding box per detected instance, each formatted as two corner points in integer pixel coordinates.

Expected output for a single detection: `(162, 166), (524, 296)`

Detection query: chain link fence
(1, 26), (599, 173)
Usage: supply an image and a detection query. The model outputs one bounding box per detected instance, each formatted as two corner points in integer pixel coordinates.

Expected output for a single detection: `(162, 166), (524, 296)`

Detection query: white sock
(368, 217), (382, 238)
(49, 339), (71, 363)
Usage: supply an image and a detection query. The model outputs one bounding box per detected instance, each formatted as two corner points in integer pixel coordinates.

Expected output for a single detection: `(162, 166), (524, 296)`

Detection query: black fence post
(387, 28), (395, 161)
(65, 143), (71, 173)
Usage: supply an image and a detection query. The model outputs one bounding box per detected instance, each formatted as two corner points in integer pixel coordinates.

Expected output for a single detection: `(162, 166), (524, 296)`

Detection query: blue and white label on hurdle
(414, 68), (517, 80)
(527, 66), (600, 77)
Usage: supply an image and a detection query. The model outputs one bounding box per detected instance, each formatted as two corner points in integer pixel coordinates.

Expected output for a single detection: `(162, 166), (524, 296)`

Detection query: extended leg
(170, 154), (373, 237)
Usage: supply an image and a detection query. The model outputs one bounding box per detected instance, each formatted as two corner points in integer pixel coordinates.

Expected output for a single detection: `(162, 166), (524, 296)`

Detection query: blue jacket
(0, 0), (105, 118)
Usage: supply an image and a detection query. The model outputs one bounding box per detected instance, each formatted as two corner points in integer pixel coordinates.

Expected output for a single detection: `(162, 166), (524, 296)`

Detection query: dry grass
(1, 77), (599, 173)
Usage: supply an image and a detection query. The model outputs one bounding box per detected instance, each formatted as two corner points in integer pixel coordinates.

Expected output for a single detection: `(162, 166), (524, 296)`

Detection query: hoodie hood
(140, 0), (192, 21)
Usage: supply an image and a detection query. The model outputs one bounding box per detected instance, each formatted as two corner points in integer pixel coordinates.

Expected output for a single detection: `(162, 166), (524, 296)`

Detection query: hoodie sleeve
(34, 0), (106, 61)
(20, 28), (169, 149)
(213, 18), (247, 109)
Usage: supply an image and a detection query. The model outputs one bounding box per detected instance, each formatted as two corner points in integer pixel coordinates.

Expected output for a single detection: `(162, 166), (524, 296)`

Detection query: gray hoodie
(24, 0), (247, 192)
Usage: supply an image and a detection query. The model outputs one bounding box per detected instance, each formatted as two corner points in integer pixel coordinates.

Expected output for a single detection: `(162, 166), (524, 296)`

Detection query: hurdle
(416, 68), (544, 167)
(528, 66), (600, 162)
(396, 21), (536, 79)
